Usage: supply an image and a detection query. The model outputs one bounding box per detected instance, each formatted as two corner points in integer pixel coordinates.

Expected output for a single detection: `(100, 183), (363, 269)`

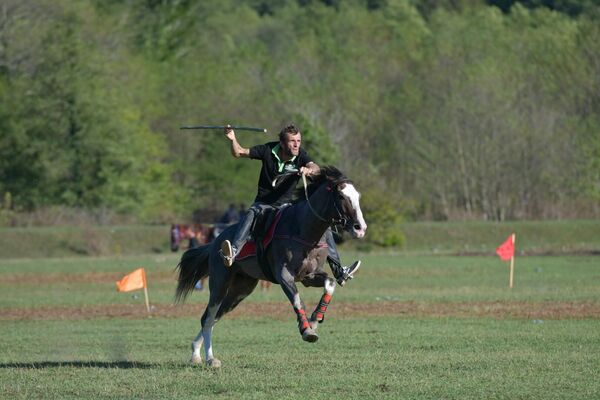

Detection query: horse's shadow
(0, 361), (164, 369)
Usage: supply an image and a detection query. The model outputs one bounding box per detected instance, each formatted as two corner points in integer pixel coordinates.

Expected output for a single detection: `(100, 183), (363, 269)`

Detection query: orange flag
(496, 234), (515, 261)
(116, 268), (147, 292)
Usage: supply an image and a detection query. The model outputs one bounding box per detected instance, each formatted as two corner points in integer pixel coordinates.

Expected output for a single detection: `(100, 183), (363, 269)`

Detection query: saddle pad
(236, 210), (284, 260)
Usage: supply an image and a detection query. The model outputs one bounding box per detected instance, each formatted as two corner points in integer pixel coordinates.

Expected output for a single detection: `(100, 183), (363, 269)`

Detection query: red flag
(496, 234), (515, 261)
(116, 268), (147, 292)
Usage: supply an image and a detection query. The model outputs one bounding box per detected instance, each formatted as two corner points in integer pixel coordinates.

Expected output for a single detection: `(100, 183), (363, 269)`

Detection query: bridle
(301, 174), (351, 229)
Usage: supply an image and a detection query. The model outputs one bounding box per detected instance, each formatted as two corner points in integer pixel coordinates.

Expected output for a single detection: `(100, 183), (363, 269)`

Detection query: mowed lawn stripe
(2, 300), (599, 320)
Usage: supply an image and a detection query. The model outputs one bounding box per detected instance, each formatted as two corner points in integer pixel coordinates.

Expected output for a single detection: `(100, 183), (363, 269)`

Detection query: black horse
(175, 167), (367, 368)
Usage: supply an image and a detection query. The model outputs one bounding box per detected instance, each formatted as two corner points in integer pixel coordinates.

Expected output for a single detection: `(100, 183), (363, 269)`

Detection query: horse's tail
(175, 244), (211, 303)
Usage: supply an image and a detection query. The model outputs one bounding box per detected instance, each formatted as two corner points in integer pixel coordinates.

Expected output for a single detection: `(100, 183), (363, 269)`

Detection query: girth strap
(273, 235), (328, 248)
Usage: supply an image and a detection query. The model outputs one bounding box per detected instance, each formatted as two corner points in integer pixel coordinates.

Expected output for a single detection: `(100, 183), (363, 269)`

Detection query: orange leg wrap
(311, 293), (332, 323)
(294, 307), (310, 333)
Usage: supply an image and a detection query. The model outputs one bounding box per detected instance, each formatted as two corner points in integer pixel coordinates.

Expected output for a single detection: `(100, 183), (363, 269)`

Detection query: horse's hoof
(207, 358), (222, 368)
(190, 354), (202, 365)
(302, 328), (319, 343)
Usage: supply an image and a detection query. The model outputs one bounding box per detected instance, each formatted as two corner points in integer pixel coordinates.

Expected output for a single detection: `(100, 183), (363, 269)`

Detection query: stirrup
(337, 260), (361, 286)
(220, 240), (235, 267)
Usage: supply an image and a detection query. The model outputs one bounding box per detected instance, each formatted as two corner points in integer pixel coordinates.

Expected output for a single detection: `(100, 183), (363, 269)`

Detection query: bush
(361, 189), (405, 248)
(0, 192), (16, 227)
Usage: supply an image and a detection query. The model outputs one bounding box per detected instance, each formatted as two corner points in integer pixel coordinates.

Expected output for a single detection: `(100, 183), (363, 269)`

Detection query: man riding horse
(220, 124), (361, 286)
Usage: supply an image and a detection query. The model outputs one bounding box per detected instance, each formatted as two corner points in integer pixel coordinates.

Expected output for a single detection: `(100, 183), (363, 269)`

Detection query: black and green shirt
(249, 141), (313, 206)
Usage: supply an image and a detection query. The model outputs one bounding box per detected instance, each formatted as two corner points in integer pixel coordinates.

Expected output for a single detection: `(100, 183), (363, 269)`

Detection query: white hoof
(207, 358), (222, 368)
(190, 354), (202, 365)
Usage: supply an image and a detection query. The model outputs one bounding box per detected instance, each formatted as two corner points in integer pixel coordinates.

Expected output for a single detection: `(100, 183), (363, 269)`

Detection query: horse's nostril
(353, 224), (361, 231)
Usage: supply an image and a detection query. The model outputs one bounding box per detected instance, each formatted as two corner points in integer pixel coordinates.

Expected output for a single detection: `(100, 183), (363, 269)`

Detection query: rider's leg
(220, 203), (260, 267)
(325, 229), (361, 286)
(221, 202), (273, 267)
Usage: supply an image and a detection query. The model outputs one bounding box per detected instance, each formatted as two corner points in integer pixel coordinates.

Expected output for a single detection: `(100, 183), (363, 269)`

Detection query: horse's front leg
(300, 273), (336, 329)
(310, 277), (336, 328)
(279, 267), (318, 343)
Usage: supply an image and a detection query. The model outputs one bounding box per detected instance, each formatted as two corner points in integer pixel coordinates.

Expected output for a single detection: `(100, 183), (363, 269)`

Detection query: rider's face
(281, 132), (301, 158)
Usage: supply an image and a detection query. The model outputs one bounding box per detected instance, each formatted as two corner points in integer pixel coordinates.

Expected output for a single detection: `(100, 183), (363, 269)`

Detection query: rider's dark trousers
(231, 202), (273, 253)
(325, 229), (344, 277)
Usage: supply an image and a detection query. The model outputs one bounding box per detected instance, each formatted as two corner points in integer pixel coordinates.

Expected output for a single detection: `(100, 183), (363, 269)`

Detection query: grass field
(2, 219), (600, 258)
(1, 247), (599, 399)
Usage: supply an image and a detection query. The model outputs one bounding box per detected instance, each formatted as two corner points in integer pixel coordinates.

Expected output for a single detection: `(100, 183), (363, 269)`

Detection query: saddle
(236, 207), (286, 282)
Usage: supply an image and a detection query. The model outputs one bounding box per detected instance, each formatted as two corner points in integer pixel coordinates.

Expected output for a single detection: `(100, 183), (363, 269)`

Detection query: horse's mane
(292, 166), (351, 201)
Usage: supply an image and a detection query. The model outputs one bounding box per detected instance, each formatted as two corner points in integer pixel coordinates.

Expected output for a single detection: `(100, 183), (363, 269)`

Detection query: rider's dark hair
(279, 124), (300, 142)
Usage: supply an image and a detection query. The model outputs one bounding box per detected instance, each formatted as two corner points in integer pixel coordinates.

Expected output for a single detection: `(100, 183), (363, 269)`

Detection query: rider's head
(279, 124), (301, 158)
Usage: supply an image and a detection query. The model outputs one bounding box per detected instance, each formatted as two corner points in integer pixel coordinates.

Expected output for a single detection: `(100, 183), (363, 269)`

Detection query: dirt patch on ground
(2, 301), (599, 321)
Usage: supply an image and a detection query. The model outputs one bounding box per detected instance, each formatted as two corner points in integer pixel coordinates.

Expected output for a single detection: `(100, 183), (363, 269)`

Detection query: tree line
(1, 0), (599, 226)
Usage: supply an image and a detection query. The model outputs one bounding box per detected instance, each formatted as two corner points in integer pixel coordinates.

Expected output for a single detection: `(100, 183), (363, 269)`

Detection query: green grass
(1, 251), (599, 399)
(1, 253), (598, 307)
(0, 225), (169, 258)
(1, 317), (599, 399)
(2, 220), (600, 259)
(400, 220), (600, 254)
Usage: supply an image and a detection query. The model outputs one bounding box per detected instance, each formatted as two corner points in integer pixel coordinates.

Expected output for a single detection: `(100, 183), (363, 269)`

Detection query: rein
(302, 174), (329, 223)
(301, 174), (347, 226)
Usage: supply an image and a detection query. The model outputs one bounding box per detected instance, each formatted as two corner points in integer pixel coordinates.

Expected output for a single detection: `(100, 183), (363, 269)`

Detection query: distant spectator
(187, 228), (200, 249)
(218, 203), (239, 225)
(185, 228), (207, 291)
(170, 224), (181, 251)
(238, 203), (246, 221)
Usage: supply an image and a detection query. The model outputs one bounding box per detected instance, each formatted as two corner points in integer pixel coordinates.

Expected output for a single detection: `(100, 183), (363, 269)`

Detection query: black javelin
(180, 125), (267, 133)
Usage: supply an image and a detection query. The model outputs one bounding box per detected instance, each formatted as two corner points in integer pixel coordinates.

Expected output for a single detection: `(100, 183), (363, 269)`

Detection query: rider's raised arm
(224, 126), (250, 158)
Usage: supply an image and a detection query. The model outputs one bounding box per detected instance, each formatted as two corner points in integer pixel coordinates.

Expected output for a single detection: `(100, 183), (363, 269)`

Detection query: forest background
(1, 0), (600, 239)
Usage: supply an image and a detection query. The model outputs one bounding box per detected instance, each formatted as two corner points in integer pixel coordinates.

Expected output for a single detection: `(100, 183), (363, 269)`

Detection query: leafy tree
(2, 0), (600, 226)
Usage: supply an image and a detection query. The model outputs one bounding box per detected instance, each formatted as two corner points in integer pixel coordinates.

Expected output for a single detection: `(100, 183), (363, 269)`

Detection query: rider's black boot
(327, 257), (361, 286)
(325, 230), (361, 286)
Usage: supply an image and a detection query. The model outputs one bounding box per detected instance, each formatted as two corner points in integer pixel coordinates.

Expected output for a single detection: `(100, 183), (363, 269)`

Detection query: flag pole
(143, 286), (151, 314)
(509, 234), (516, 289)
(141, 268), (150, 314)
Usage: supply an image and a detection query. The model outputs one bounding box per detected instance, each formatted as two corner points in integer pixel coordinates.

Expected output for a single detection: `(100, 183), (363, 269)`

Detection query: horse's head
(334, 179), (367, 238)
(301, 166), (367, 239)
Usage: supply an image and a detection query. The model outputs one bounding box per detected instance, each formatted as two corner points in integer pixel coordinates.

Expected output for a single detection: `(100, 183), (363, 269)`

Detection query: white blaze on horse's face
(340, 183), (367, 238)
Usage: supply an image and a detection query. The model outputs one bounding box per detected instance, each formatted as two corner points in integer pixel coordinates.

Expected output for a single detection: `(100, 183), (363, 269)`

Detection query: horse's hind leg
(190, 330), (204, 365)
(197, 274), (257, 367)
(200, 302), (224, 368)
(191, 300), (224, 367)
(215, 273), (259, 320)
(191, 257), (232, 368)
